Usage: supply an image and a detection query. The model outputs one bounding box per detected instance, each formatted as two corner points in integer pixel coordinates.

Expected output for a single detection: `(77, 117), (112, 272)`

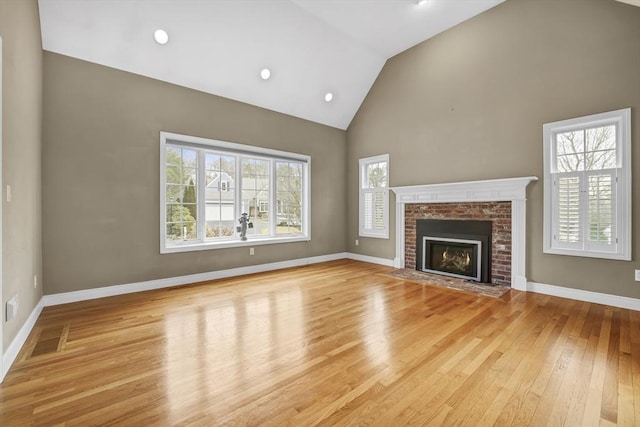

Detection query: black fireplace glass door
(428, 242), (477, 277)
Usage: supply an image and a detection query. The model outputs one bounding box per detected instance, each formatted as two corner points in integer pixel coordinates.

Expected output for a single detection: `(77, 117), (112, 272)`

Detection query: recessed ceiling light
(260, 68), (271, 80)
(324, 92), (334, 102)
(417, 0), (428, 5)
(154, 29), (169, 45)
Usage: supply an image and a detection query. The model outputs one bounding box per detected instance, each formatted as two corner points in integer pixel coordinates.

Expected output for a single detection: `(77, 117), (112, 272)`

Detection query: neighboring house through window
(359, 154), (389, 239)
(543, 108), (631, 260)
(161, 132), (310, 253)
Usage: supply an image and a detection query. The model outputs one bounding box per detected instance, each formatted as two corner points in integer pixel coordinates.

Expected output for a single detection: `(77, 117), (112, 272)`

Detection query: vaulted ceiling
(39, 0), (505, 130)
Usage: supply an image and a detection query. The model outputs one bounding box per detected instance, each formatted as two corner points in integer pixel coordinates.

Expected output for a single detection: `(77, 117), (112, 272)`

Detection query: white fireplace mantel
(390, 176), (538, 291)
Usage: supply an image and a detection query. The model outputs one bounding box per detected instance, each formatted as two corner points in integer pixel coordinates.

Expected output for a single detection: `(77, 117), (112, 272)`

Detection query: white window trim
(543, 108), (631, 261)
(359, 153), (389, 239)
(160, 131), (311, 254)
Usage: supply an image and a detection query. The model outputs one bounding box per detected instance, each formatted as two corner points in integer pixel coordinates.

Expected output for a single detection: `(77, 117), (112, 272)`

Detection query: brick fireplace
(405, 202), (511, 286)
(391, 177), (537, 290)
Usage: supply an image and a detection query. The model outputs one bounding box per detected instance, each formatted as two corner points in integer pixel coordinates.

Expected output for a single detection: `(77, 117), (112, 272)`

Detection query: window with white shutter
(359, 154), (389, 239)
(543, 108), (631, 260)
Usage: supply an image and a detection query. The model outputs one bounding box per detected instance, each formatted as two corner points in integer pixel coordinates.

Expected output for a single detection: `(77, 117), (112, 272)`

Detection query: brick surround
(404, 202), (512, 286)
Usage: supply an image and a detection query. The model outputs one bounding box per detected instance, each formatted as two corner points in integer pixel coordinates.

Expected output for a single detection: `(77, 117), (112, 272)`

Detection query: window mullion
(235, 155), (241, 228)
(197, 149), (206, 242)
(270, 159), (276, 237)
(608, 169), (617, 248)
(579, 171), (588, 251)
(613, 168), (619, 245)
(551, 173), (557, 243)
(580, 129), (587, 250)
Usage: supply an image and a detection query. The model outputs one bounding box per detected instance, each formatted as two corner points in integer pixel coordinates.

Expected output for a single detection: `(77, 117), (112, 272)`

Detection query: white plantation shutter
(363, 192), (373, 230)
(543, 108), (630, 260)
(553, 170), (617, 253)
(361, 189), (386, 233)
(551, 168), (619, 254)
(554, 174), (581, 246)
(359, 154), (389, 238)
(586, 171), (616, 251)
(373, 191), (385, 230)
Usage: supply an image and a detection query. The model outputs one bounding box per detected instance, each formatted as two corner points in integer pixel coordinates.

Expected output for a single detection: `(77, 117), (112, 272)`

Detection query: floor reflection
(362, 287), (390, 365)
(163, 286), (305, 421)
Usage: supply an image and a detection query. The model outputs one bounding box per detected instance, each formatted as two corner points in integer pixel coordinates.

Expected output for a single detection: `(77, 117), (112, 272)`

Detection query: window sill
(161, 235), (310, 254)
(543, 247), (630, 261)
(358, 231), (389, 239)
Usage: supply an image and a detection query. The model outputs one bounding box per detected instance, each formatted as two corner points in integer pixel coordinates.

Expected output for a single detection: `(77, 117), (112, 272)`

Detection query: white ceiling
(615, 0), (640, 7)
(38, 0), (504, 130)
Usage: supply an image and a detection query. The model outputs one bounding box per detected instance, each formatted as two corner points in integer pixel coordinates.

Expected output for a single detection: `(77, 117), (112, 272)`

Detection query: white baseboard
(2, 298), (44, 382)
(41, 252), (397, 308)
(512, 275), (528, 292)
(346, 253), (395, 267)
(527, 281), (640, 311)
(43, 252), (349, 307)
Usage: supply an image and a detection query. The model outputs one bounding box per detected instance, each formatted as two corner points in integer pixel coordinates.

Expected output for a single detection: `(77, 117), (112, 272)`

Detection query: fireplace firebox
(416, 219), (491, 283)
(423, 237), (482, 281)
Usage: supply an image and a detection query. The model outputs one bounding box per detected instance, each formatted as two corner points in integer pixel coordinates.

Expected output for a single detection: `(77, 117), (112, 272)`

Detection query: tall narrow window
(276, 161), (303, 236)
(359, 154), (389, 239)
(241, 158), (270, 237)
(165, 146), (198, 242)
(543, 108), (631, 260)
(204, 153), (235, 239)
(160, 132), (310, 253)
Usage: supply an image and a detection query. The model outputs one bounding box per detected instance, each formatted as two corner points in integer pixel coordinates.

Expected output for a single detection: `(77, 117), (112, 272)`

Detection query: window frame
(543, 108), (631, 260)
(160, 131), (310, 254)
(358, 153), (389, 239)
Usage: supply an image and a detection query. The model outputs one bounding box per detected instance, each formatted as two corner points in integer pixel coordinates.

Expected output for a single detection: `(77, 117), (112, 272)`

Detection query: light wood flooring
(1, 259), (639, 426)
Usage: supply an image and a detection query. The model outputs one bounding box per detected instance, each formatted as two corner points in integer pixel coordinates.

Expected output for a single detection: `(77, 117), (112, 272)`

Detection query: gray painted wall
(347, 0), (640, 299)
(42, 53), (347, 295)
(0, 0), (43, 349)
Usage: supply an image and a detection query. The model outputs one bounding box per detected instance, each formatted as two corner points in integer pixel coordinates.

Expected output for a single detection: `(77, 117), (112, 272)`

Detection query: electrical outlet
(355, 239), (359, 246)
(249, 247), (255, 256)
(34, 274), (38, 289)
(635, 270), (640, 282)
(6, 295), (18, 322)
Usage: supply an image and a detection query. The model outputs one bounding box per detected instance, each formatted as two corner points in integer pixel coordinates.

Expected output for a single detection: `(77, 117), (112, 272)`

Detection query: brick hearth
(404, 202), (512, 286)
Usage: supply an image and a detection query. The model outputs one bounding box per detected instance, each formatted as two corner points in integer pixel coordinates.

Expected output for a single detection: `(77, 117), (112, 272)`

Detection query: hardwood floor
(1, 259), (639, 426)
